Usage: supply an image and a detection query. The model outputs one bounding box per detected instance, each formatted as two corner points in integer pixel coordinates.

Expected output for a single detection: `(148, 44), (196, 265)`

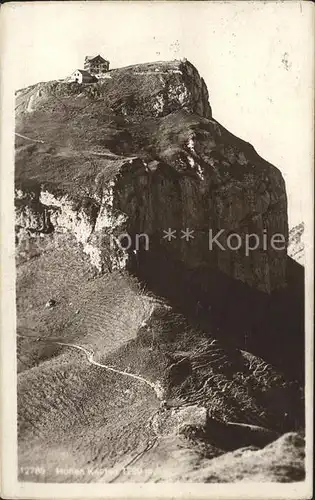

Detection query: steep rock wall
(15, 59), (288, 294)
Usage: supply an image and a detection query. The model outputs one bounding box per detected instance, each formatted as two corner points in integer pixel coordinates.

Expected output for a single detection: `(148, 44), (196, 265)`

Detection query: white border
(0, 2), (313, 499)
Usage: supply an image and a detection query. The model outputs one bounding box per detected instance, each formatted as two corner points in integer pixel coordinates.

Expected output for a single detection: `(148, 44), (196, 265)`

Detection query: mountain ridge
(15, 59), (287, 294)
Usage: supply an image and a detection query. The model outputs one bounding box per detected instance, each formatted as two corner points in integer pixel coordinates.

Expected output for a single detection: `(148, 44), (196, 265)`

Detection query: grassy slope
(15, 75), (278, 199)
(17, 235), (160, 481)
(16, 234), (151, 370)
(17, 236), (304, 482)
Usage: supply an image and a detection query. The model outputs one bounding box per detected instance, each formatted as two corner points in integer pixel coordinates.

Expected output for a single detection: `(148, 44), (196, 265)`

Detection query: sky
(2, 1), (314, 227)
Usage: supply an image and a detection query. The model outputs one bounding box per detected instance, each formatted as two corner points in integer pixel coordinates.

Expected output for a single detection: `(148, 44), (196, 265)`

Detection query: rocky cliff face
(15, 59), (288, 293)
(288, 222), (304, 265)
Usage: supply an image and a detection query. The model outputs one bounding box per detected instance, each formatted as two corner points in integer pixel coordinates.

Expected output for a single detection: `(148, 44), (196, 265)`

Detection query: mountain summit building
(69, 69), (97, 84)
(69, 55), (110, 83)
(84, 55), (110, 77)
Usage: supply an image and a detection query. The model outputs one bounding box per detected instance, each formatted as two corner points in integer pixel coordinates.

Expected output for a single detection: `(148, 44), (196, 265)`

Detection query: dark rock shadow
(129, 245), (305, 386)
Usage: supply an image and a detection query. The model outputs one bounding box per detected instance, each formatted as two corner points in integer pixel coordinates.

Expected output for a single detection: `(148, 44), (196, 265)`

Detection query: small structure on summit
(69, 55), (110, 83)
(84, 55), (110, 78)
(69, 69), (97, 84)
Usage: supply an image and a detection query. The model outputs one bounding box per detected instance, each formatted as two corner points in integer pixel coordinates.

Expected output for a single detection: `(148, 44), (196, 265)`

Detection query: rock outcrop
(15, 59), (288, 293)
(288, 222), (304, 265)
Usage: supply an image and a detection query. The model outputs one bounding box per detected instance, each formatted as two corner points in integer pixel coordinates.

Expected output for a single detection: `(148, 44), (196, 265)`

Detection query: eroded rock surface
(288, 222), (304, 265)
(15, 59), (288, 293)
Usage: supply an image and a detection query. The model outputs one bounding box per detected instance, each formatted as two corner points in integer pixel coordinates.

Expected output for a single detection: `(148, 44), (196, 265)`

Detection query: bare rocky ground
(288, 222), (304, 265)
(17, 236), (304, 483)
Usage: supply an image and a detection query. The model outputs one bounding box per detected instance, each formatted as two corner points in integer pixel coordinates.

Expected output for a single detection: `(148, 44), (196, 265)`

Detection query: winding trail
(18, 333), (163, 481)
(15, 132), (45, 144)
(17, 334), (164, 400)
